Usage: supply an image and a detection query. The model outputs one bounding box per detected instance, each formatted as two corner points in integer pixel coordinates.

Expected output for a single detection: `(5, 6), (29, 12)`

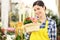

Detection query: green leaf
(15, 35), (21, 40)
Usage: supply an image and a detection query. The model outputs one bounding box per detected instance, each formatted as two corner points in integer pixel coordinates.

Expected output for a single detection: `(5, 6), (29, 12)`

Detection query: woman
(25, 0), (57, 40)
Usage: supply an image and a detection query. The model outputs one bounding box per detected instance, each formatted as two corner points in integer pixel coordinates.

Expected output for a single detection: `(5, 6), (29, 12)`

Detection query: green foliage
(24, 17), (32, 25)
(7, 31), (15, 35)
(15, 34), (25, 40)
(0, 27), (2, 40)
(24, 20), (32, 25)
(15, 34), (21, 40)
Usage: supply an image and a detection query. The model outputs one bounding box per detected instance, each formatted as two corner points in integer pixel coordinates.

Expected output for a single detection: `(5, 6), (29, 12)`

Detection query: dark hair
(33, 0), (46, 9)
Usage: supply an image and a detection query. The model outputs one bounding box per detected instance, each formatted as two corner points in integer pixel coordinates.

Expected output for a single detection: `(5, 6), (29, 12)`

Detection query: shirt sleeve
(50, 21), (57, 40)
(24, 32), (30, 40)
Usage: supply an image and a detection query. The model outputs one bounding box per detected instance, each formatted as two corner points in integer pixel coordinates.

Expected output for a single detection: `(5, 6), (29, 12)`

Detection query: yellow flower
(16, 22), (23, 27)
(15, 22), (23, 36)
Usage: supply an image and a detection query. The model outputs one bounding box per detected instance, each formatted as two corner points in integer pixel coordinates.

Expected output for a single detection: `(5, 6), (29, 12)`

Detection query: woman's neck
(39, 16), (46, 23)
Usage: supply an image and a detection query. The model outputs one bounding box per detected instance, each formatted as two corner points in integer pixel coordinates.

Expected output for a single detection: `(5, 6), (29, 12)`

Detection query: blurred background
(0, 0), (60, 40)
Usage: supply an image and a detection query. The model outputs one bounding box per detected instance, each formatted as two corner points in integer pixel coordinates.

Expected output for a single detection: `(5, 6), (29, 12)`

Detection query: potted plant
(0, 27), (6, 40)
(6, 27), (15, 40)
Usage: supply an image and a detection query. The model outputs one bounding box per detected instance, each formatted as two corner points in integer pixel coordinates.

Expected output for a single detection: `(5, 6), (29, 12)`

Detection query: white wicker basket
(24, 23), (40, 33)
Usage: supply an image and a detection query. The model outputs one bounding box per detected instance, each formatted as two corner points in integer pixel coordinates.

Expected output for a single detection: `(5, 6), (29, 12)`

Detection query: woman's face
(33, 5), (45, 18)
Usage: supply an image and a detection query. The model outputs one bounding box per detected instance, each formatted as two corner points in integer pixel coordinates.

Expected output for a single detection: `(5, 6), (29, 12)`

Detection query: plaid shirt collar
(40, 17), (49, 28)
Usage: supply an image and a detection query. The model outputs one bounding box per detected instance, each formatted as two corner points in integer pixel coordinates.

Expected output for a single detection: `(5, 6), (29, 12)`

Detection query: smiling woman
(25, 1), (57, 40)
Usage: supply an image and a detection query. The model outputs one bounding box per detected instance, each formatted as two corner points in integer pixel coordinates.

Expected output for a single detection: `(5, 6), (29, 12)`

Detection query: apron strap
(45, 20), (48, 29)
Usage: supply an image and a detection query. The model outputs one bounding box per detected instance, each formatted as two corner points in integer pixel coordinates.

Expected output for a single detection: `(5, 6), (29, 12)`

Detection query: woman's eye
(37, 8), (40, 10)
(34, 8), (40, 11)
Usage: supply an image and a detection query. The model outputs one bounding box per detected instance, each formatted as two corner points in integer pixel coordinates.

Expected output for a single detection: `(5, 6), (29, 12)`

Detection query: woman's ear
(43, 6), (46, 10)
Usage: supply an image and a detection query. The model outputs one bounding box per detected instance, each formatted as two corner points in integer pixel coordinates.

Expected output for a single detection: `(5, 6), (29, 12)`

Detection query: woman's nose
(35, 10), (40, 14)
